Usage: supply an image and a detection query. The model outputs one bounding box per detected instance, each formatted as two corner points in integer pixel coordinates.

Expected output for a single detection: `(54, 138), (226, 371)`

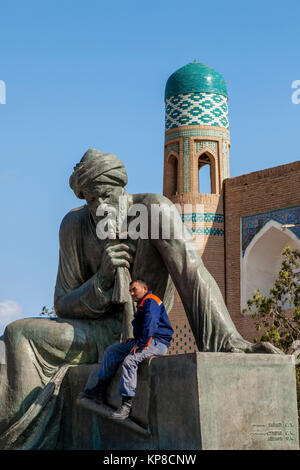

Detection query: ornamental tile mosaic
(196, 140), (217, 155)
(183, 137), (190, 192)
(181, 212), (224, 237)
(189, 227), (224, 236)
(166, 142), (179, 155)
(165, 127), (229, 142)
(165, 92), (229, 130)
(182, 213), (224, 223)
(165, 128), (230, 192)
(222, 140), (229, 179)
(242, 206), (300, 256)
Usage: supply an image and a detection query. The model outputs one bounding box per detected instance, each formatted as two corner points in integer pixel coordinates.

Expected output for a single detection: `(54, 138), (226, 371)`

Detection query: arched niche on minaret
(165, 152), (179, 197)
(197, 150), (218, 194)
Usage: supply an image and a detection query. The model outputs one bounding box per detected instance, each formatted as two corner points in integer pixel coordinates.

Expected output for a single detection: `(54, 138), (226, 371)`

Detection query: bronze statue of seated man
(0, 148), (282, 450)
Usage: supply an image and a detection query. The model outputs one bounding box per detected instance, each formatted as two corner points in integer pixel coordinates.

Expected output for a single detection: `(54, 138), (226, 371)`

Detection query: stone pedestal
(66, 352), (299, 450)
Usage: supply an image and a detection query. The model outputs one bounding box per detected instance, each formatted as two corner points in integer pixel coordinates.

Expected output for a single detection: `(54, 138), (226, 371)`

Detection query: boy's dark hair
(129, 279), (148, 290)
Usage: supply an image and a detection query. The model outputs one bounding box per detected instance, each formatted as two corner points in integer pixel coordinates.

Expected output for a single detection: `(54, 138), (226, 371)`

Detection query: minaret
(163, 61), (230, 354)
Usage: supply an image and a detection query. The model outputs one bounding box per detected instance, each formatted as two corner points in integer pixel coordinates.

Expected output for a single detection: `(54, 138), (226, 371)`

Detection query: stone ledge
(60, 352), (299, 450)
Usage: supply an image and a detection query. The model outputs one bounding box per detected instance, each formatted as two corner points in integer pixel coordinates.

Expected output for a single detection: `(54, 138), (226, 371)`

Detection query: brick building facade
(163, 62), (300, 355)
(224, 161), (300, 342)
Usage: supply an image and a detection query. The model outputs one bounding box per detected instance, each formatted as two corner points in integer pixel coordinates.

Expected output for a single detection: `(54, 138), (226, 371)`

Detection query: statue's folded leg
(0, 315), (121, 446)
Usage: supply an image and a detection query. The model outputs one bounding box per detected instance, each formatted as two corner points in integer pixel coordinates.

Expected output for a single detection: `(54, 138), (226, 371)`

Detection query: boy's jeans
(98, 338), (168, 397)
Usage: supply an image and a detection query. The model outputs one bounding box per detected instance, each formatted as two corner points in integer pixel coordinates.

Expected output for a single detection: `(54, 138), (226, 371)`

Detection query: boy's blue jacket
(132, 291), (174, 348)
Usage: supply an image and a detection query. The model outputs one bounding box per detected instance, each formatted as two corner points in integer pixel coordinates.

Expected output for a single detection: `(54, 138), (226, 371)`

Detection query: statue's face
(83, 184), (125, 224)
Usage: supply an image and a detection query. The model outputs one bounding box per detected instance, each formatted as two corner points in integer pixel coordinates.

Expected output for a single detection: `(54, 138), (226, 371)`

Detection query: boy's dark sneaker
(81, 379), (108, 404)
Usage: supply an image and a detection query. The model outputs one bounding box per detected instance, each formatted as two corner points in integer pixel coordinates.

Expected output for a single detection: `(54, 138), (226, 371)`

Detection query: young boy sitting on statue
(81, 279), (174, 420)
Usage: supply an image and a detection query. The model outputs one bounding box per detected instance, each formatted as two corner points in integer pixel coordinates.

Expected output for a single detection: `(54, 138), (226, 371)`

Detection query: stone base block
(65, 352), (299, 450)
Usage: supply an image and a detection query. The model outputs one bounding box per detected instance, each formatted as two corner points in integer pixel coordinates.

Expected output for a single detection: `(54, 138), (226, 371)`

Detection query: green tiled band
(196, 141), (217, 155)
(165, 127), (229, 142)
(165, 92), (229, 130)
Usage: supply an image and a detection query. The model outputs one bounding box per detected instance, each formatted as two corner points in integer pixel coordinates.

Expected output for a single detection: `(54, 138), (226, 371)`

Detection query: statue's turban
(69, 149), (128, 199)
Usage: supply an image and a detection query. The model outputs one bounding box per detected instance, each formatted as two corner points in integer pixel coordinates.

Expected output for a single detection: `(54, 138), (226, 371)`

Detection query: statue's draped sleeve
(54, 209), (113, 319)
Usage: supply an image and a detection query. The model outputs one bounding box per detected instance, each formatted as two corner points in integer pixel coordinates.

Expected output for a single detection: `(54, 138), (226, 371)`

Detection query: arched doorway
(241, 219), (300, 309)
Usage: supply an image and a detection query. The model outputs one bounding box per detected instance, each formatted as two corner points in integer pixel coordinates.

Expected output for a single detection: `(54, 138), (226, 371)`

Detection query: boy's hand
(130, 345), (149, 354)
(121, 337), (134, 344)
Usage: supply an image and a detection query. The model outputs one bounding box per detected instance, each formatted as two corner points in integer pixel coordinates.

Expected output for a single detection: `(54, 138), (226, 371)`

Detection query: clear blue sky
(0, 0), (299, 334)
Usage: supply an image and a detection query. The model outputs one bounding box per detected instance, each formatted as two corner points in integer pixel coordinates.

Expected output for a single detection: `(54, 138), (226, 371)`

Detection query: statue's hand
(99, 242), (135, 290)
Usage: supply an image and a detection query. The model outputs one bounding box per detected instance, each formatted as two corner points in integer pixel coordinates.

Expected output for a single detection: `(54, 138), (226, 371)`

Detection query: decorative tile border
(165, 126), (229, 143)
(165, 92), (229, 130)
(182, 212), (224, 223)
(196, 140), (217, 155)
(187, 227), (224, 236)
(181, 212), (224, 237)
(183, 137), (190, 192)
(166, 142), (179, 156)
(222, 139), (229, 179)
(242, 206), (300, 256)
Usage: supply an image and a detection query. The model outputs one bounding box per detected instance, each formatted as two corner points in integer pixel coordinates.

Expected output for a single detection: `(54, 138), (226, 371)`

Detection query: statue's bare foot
(245, 341), (284, 354)
(226, 336), (284, 355)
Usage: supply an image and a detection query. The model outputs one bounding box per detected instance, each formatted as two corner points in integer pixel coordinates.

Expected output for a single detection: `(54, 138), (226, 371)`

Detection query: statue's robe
(0, 193), (258, 449)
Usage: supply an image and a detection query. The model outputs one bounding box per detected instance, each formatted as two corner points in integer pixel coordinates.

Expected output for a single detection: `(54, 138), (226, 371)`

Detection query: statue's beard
(91, 195), (131, 239)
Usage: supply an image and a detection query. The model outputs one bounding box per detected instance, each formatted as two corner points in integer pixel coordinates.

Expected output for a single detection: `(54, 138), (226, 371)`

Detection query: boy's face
(129, 282), (148, 302)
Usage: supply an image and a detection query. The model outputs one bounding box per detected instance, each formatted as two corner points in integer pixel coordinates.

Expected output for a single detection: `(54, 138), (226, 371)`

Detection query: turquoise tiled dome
(165, 62), (228, 100)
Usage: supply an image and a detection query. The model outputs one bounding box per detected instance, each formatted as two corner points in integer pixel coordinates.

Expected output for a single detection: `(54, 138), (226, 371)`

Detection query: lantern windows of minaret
(198, 153), (214, 194)
(163, 62), (229, 353)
